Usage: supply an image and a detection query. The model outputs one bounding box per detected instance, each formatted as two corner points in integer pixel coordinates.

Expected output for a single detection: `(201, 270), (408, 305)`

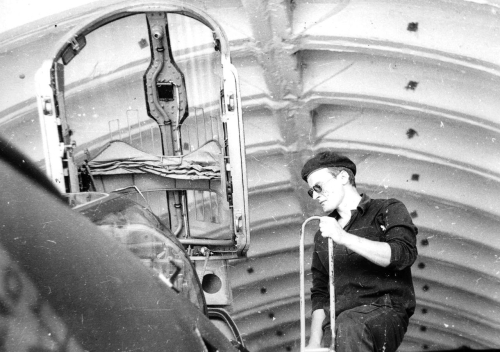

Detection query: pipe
(173, 82), (183, 156)
(179, 239), (234, 246)
(172, 83), (189, 238)
(179, 191), (190, 237)
(300, 216), (335, 352)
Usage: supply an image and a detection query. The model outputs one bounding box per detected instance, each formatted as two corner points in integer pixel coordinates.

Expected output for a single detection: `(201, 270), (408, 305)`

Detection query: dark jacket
(311, 194), (418, 319)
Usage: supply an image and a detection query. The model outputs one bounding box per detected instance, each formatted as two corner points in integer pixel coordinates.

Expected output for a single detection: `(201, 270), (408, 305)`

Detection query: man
(301, 151), (418, 351)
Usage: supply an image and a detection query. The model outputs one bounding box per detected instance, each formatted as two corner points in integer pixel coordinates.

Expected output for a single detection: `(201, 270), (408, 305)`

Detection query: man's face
(307, 168), (345, 213)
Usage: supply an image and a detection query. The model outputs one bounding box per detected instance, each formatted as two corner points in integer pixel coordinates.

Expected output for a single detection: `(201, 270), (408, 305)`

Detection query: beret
(301, 151), (356, 181)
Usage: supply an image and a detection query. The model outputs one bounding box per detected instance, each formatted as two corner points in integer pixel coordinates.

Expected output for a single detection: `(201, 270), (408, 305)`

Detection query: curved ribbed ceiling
(219, 0), (500, 350)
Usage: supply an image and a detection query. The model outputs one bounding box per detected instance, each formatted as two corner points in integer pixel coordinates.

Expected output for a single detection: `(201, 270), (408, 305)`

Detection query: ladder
(299, 216), (335, 352)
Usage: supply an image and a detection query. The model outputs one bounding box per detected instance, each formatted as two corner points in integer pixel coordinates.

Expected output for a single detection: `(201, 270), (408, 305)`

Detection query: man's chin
(321, 203), (333, 213)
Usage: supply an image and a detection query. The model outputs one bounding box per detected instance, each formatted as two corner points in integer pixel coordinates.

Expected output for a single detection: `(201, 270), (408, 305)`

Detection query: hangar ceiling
(1, 0), (500, 351)
(220, 1), (500, 351)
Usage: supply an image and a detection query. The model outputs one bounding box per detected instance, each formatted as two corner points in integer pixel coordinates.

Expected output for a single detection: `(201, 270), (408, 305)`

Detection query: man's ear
(339, 170), (350, 185)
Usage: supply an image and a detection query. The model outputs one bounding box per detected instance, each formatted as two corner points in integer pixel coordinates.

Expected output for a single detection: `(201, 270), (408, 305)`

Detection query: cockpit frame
(35, 0), (250, 257)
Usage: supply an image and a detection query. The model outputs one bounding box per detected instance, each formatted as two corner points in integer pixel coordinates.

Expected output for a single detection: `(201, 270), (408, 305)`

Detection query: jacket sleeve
(310, 233), (330, 312)
(379, 200), (418, 271)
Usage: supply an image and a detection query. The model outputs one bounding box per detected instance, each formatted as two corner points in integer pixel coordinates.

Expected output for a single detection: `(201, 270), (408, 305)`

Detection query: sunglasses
(307, 185), (322, 198)
(307, 176), (338, 198)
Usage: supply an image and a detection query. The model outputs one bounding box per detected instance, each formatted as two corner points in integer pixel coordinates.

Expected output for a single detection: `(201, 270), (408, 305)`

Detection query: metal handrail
(300, 216), (335, 352)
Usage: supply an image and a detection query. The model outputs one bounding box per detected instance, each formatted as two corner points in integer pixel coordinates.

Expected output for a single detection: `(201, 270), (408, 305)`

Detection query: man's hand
(305, 342), (322, 350)
(319, 217), (345, 244)
(307, 309), (326, 348)
(320, 216), (392, 267)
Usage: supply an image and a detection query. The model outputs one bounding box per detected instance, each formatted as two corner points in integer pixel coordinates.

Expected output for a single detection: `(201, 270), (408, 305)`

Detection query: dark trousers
(321, 303), (408, 352)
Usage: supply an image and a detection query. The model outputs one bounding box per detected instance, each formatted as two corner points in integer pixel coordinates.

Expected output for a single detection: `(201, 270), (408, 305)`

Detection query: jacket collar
(329, 193), (371, 218)
(357, 193), (371, 215)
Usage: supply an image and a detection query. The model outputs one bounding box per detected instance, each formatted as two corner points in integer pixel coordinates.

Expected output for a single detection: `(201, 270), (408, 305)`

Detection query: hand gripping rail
(300, 216), (335, 352)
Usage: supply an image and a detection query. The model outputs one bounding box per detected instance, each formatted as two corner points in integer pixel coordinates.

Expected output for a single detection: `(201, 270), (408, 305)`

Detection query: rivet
(407, 22), (419, 32)
(405, 81), (418, 90)
(406, 128), (419, 139)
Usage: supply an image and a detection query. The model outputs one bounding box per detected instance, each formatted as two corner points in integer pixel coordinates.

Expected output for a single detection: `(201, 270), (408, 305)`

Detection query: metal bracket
(234, 210), (243, 234)
(227, 94), (235, 111)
